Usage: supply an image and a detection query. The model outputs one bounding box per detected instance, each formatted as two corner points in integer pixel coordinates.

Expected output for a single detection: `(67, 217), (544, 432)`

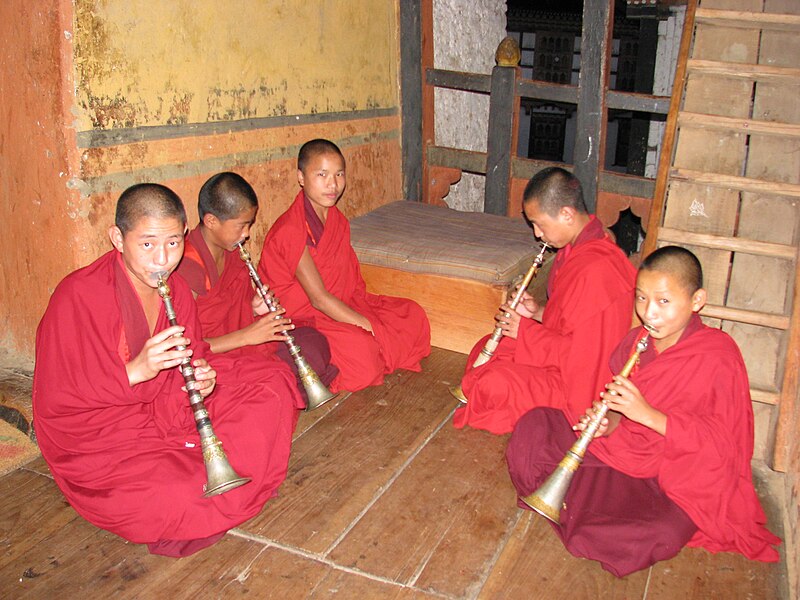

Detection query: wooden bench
(350, 201), (552, 354)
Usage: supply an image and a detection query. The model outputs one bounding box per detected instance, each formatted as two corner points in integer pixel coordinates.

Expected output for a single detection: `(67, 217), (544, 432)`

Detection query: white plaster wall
(434, 0), (507, 212)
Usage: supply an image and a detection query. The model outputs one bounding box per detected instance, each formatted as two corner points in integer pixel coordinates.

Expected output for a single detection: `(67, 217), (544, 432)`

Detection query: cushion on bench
(350, 201), (539, 286)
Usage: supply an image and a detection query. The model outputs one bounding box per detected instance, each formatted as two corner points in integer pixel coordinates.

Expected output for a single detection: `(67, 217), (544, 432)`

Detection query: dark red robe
(455, 217), (637, 434)
(177, 227), (339, 395)
(260, 191), (431, 392)
(33, 251), (303, 556)
(507, 316), (780, 575)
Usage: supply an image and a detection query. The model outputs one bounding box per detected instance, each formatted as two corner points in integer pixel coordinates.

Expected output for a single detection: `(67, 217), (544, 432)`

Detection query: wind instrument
(236, 241), (336, 411)
(520, 330), (651, 523)
(449, 242), (550, 404)
(156, 273), (251, 497)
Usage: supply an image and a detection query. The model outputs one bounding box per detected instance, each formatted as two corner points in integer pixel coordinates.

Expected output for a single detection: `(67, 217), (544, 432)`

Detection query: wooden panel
(646, 546), (783, 599)
(328, 423), (518, 598)
(359, 262), (551, 354)
(477, 511), (649, 599)
(238, 352), (462, 554)
(695, 7), (800, 31)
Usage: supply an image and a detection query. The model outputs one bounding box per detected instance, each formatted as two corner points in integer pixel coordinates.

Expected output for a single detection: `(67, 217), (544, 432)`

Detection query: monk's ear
(297, 169), (305, 188)
(108, 226), (124, 252)
(559, 205), (576, 224)
(691, 288), (707, 313)
(203, 213), (219, 230)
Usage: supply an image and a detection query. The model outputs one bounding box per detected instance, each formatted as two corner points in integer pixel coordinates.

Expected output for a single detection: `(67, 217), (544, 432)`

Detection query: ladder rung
(702, 304), (790, 330)
(678, 111), (800, 139)
(671, 168), (800, 198)
(658, 228), (798, 260)
(695, 8), (800, 32)
(750, 388), (780, 405)
(687, 59), (800, 83)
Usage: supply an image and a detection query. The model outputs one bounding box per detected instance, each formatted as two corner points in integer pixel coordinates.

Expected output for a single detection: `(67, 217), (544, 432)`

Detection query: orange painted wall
(0, 1), (403, 359)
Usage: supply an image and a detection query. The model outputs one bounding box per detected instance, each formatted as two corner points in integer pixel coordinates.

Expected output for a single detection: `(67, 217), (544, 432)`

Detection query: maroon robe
(455, 217), (637, 434)
(260, 191), (431, 392)
(507, 316), (780, 575)
(33, 251), (302, 556)
(177, 227), (339, 396)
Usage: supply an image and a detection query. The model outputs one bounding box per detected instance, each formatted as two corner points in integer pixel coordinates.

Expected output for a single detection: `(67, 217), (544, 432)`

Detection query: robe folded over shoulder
(455, 217), (637, 434)
(177, 227), (338, 392)
(33, 251), (303, 555)
(588, 317), (781, 562)
(260, 191), (431, 392)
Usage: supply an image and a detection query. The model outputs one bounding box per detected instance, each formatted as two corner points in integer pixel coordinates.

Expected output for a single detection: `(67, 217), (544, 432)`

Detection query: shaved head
(115, 183), (186, 234)
(198, 172), (258, 221)
(298, 138), (345, 172)
(640, 245), (703, 293)
(522, 167), (587, 216)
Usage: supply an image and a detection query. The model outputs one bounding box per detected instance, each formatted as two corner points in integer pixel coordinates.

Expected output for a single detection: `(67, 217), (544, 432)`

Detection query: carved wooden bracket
(596, 191), (652, 230)
(428, 166), (462, 207)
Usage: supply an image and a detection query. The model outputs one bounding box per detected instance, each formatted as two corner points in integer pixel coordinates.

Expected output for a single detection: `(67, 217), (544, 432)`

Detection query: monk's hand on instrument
(251, 290), (276, 316)
(185, 358), (216, 398)
(495, 302), (522, 339)
(572, 401), (612, 438)
(126, 325), (192, 386)
(246, 309), (293, 345)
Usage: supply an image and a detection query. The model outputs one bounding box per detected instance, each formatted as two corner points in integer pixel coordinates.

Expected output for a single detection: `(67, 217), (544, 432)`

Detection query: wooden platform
(0, 348), (788, 598)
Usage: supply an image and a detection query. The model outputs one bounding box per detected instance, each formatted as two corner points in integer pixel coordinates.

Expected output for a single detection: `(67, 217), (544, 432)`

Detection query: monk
(176, 171), (338, 402)
(33, 183), (304, 557)
(507, 246), (781, 576)
(260, 139), (431, 392)
(454, 167), (637, 434)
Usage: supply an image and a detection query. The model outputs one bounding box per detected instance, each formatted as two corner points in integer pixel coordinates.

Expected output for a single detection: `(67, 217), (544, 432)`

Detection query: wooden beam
(687, 58), (800, 83)
(642, 0), (697, 257)
(400, 0), (423, 201)
(658, 228), (798, 260)
(425, 68), (491, 94)
(678, 111), (800, 138)
(701, 304), (790, 331)
(484, 62), (519, 215)
(670, 168), (800, 198)
(516, 80), (578, 105)
(420, 0), (434, 204)
(695, 8), (800, 32)
(573, 0), (614, 213)
(607, 91), (670, 115)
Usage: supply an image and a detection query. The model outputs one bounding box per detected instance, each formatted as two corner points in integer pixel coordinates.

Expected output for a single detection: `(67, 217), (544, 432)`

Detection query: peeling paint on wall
(73, 0), (400, 131)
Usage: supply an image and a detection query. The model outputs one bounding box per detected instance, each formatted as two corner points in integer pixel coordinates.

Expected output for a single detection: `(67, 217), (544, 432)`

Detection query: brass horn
(450, 243), (549, 403)
(236, 242), (336, 411)
(156, 274), (251, 497)
(521, 331), (650, 523)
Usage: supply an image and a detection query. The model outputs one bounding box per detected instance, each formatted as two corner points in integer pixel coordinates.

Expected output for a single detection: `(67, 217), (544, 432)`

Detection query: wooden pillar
(400, 0), (423, 202)
(573, 0), (614, 213)
(484, 37), (520, 216)
(420, 0), (434, 204)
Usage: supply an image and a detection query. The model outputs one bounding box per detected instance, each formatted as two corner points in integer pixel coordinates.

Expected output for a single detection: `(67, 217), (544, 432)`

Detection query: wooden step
(678, 112), (800, 139)
(670, 168), (800, 198)
(702, 304), (790, 331)
(687, 59), (800, 83)
(695, 8), (800, 32)
(658, 228), (798, 260)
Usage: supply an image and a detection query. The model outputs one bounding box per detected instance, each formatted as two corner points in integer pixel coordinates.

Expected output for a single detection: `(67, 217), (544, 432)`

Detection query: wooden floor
(0, 348), (788, 599)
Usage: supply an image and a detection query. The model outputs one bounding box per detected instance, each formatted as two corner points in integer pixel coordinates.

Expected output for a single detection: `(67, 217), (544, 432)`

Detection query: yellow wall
(1, 0), (403, 358)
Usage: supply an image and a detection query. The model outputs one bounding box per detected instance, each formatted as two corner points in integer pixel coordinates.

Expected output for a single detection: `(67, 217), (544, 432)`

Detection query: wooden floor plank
(646, 546), (784, 599)
(477, 511), (649, 600)
(239, 351), (465, 555)
(328, 423), (519, 598)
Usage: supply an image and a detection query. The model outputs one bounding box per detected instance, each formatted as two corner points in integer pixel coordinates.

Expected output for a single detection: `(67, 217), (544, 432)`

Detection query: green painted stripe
(75, 129), (400, 197)
(76, 107), (399, 149)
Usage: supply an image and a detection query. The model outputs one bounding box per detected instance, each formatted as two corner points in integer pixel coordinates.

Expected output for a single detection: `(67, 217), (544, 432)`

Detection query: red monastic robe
(177, 227), (338, 392)
(506, 317), (780, 575)
(591, 318), (780, 561)
(455, 218), (637, 434)
(33, 251), (302, 556)
(260, 191), (431, 392)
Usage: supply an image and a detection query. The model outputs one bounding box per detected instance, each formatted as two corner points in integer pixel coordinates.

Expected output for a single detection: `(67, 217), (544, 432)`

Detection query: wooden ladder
(643, 1), (800, 471)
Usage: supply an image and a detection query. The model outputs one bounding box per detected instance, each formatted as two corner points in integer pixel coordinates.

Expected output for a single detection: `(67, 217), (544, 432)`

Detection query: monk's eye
(142, 242), (152, 249)
(659, 298), (670, 304)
